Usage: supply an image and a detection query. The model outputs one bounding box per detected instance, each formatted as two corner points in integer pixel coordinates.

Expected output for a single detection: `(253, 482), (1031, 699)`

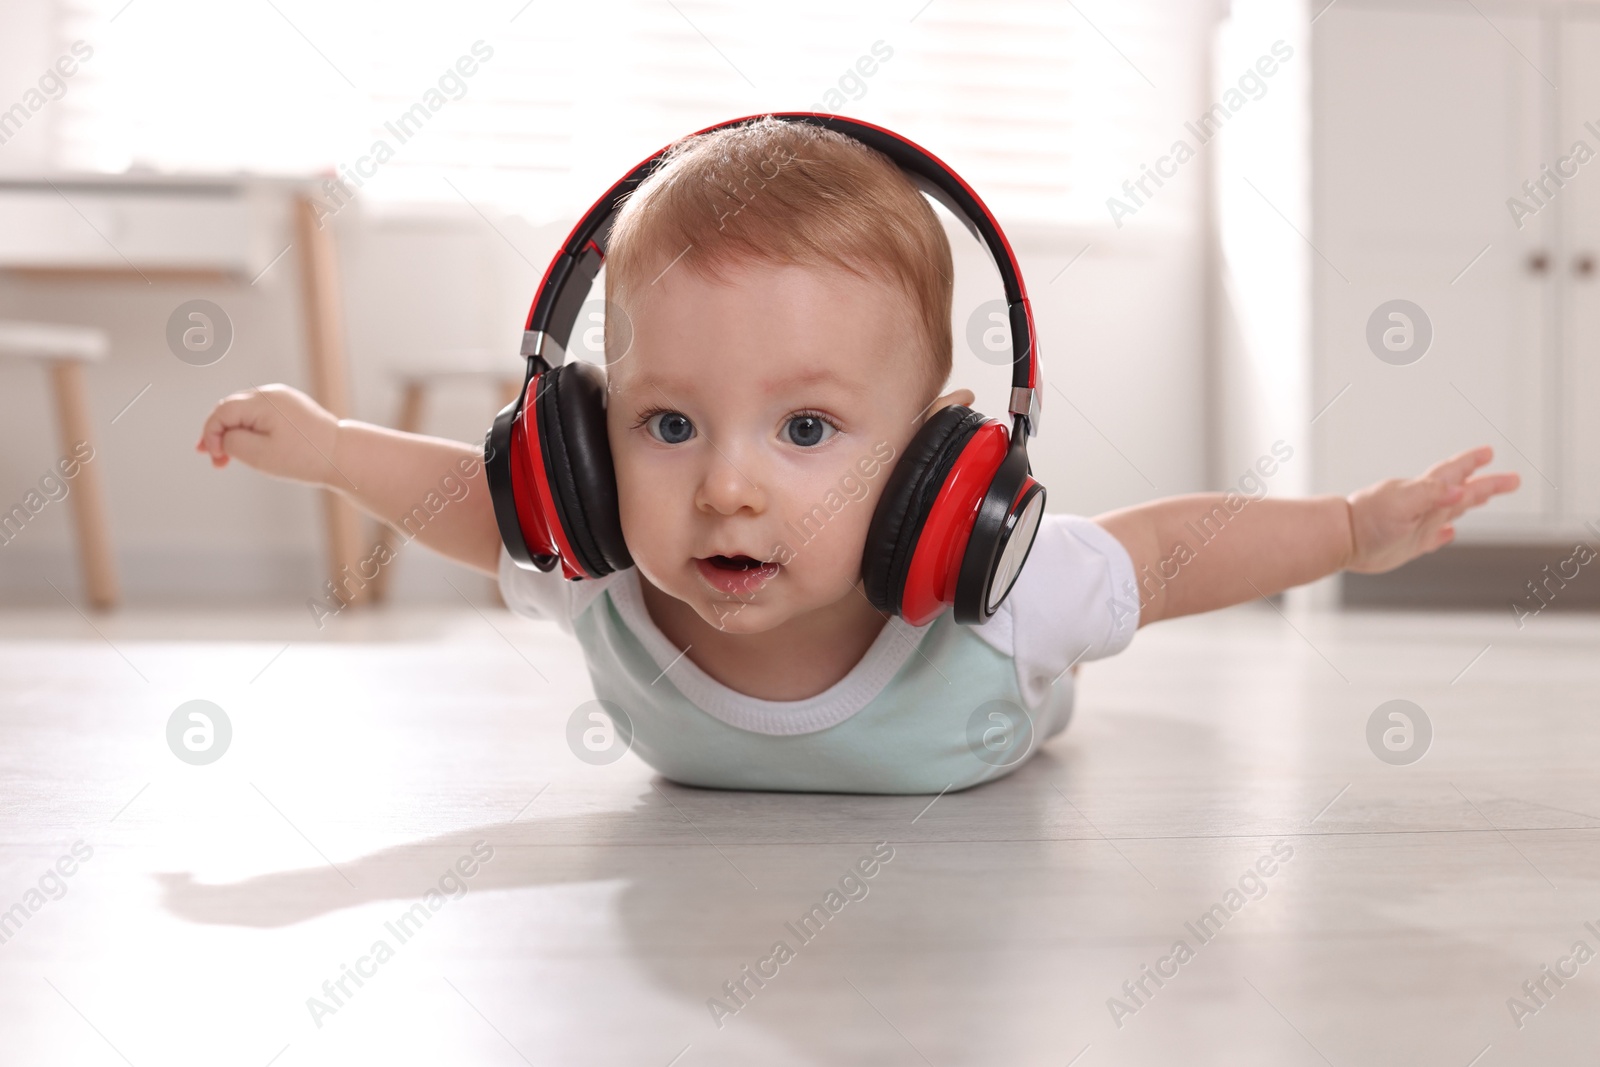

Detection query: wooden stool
(365, 350), (522, 605)
(0, 321), (118, 609)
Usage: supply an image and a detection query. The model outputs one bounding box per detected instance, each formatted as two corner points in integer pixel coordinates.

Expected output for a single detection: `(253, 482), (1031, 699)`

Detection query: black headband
(519, 112), (1040, 435)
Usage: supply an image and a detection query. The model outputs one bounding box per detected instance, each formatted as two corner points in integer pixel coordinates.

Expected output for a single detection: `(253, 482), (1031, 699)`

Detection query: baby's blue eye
(786, 414), (837, 447)
(647, 411), (695, 444)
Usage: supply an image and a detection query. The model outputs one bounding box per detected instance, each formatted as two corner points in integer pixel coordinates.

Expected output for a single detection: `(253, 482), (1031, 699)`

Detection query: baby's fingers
(1423, 445), (1494, 488)
(196, 412), (233, 461)
(1470, 470), (1522, 500)
(197, 391), (264, 460)
(1442, 470), (1522, 520)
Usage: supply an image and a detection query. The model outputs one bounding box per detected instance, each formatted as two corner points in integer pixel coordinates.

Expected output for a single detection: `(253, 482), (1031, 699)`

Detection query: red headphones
(484, 113), (1045, 626)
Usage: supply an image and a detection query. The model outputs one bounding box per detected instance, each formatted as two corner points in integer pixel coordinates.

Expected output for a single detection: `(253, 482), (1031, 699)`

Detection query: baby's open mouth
(694, 553), (781, 596)
(705, 554), (766, 571)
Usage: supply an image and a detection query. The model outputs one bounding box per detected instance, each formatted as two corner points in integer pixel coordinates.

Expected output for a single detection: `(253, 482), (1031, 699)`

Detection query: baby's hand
(195, 384), (341, 487)
(1344, 445), (1521, 574)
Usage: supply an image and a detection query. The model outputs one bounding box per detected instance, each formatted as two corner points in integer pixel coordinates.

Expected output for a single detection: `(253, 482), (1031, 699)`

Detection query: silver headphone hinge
(522, 329), (564, 365)
(1008, 386), (1040, 437)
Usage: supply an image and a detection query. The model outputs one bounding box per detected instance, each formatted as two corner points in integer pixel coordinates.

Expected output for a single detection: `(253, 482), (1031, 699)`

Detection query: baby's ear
(928, 387), (976, 414)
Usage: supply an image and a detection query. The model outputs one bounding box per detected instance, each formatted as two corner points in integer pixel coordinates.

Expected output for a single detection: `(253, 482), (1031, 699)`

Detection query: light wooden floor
(1, 599), (1597, 1066)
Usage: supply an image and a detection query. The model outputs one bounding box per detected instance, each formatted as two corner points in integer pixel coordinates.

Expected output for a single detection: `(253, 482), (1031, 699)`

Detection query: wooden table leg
(293, 193), (371, 608)
(367, 379), (519, 607)
(49, 360), (119, 610)
(498, 377), (523, 410)
(364, 379), (426, 605)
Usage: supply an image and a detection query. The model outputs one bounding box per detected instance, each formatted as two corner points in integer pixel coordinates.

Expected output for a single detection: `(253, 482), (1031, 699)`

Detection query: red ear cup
(862, 406), (981, 617)
(531, 362), (632, 578)
(485, 361), (631, 580)
(953, 435), (1045, 624)
(485, 385), (555, 572)
(862, 406), (1044, 625)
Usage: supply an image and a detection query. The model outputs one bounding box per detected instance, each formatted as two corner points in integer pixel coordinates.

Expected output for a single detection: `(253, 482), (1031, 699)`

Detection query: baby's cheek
(783, 500), (875, 590)
(615, 464), (678, 565)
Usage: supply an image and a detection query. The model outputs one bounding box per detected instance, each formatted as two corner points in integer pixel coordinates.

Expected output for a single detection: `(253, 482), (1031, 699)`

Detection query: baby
(196, 117), (1520, 794)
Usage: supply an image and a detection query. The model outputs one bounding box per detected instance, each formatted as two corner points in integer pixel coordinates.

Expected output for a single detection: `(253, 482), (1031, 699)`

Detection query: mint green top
(500, 514), (1138, 794)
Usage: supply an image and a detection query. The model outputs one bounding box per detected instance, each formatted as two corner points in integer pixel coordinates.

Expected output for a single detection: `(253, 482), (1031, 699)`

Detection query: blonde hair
(603, 115), (954, 395)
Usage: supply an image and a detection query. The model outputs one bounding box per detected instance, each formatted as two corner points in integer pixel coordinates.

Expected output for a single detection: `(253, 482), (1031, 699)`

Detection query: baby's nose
(695, 454), (767, 515)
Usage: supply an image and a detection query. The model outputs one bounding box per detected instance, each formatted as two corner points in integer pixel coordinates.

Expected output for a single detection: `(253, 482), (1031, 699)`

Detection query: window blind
(53, 0), (1207, 230)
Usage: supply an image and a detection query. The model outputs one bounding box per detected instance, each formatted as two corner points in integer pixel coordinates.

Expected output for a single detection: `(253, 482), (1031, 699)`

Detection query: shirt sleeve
(1002, 512), (1140, 689)
(496, 544), (577, 635)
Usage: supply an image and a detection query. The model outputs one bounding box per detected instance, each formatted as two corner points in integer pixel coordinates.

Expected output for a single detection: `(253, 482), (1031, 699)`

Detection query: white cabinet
(1559, 14), (1600, 518)
(1313, 0), (1600, 539)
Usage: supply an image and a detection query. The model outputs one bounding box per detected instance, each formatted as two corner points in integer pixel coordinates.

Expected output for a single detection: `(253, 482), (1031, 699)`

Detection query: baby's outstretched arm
(1093, 445), (1521, 627)
(195, 384), (502, 576)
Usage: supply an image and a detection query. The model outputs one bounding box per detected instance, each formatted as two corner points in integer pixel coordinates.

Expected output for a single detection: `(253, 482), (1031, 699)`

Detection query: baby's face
(605, 260), (947, 633)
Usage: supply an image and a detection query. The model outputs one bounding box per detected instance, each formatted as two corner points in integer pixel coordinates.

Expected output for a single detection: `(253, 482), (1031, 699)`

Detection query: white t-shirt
(500, 513), (1139, 794)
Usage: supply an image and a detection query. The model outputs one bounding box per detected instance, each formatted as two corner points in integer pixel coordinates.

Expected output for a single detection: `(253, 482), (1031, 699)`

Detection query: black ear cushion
(862, 405), (986, 613)
(533, 362), (632, 577)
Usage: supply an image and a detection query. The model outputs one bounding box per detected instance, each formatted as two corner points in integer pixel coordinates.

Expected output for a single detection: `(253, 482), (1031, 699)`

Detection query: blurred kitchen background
(0, 0), (1586, 613)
